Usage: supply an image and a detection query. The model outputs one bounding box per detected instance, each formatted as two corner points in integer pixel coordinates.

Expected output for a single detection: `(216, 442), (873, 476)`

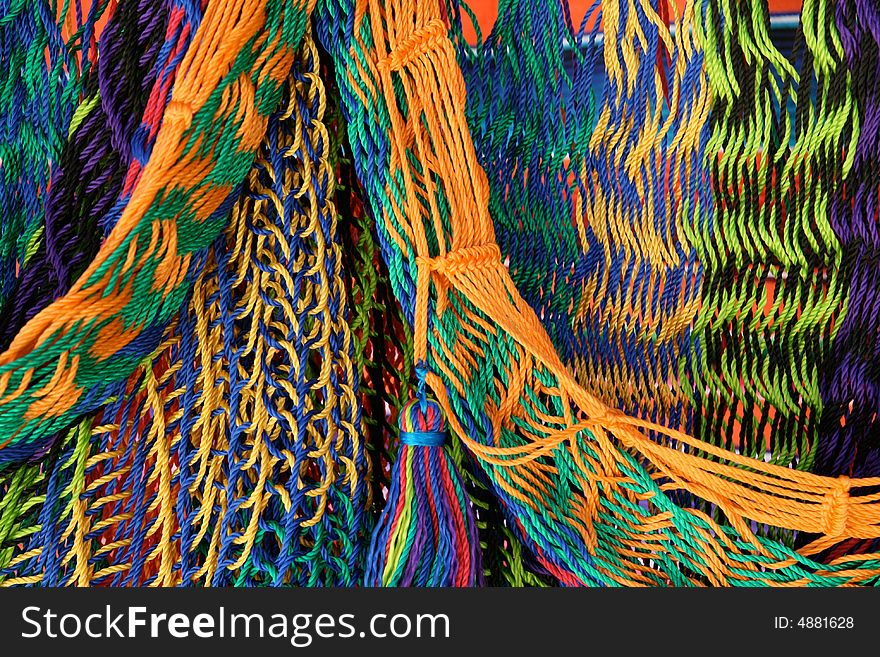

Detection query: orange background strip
(461, 0), (802, 42)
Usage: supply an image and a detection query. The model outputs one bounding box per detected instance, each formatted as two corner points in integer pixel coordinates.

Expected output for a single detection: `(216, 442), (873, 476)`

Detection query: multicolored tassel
(364, 398), (481, 587)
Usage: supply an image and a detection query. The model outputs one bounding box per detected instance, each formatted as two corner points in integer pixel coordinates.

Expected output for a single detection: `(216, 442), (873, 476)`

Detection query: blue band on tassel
(400, 431), (446, 447)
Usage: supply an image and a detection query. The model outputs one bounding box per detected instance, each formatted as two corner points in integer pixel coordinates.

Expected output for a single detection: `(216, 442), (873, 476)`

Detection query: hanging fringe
(365, 397), (481, 587)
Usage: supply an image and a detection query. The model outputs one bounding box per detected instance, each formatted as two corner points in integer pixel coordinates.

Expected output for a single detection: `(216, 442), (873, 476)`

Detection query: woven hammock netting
(0, 0), (878, 587)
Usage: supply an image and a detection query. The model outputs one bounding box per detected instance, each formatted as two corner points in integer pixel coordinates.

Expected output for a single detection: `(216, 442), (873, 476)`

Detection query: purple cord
(0, 0), (170, 350)
(816, 0), (880, 478)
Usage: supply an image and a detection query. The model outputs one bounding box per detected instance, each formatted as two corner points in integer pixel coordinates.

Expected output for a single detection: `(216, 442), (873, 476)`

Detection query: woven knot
(824, 476), (851, 536)
(377, 19), (448, 73)
(417, 244), (502, 278)
(164, 100), (194, 128)
(398, 398), (446, 447)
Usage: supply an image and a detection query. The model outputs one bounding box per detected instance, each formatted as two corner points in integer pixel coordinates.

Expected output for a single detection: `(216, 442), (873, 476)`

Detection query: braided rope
(690, 0), (853, 473)
(0, 0), (172, 354)
(815, 0), (880, 479)
(447, 1), (604, 371)
(316, 0), (880, 586)
(0, 0), (109, 313)
(0, 29), (370, 586)
(0, 0), (314, 465)
(328, 66), (547, 585)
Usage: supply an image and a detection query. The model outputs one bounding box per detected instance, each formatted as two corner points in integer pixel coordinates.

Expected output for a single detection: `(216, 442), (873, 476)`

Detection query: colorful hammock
(0, 0), (878, 587)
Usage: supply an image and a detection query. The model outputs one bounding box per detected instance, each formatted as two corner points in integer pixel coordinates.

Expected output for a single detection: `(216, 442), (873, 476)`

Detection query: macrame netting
(1, 0), (879, 586)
